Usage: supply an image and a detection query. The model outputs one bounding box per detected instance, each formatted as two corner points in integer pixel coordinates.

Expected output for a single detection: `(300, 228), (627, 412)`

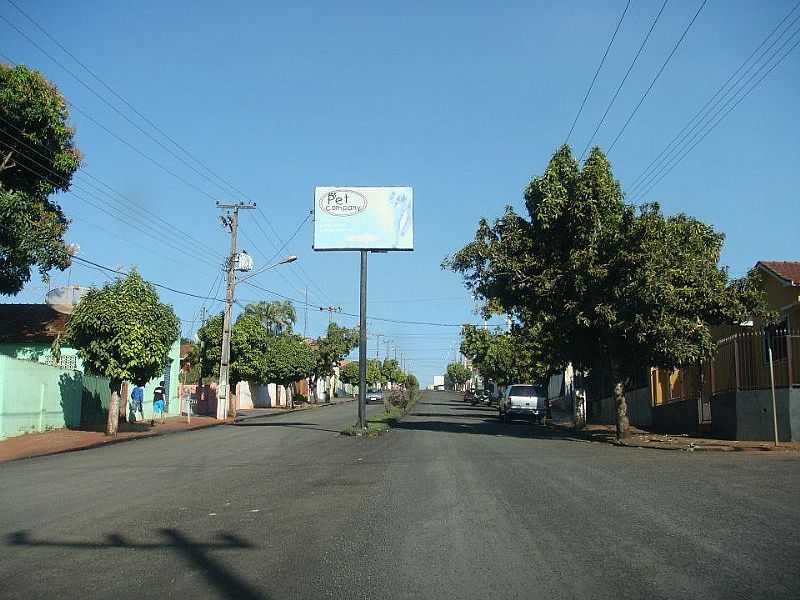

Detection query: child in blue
(129, 384), (144, 423)
(152, 381), (166, 425)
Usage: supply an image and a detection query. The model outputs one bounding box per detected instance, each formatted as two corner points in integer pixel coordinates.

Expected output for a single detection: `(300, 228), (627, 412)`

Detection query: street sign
(313, 187), (414, 251)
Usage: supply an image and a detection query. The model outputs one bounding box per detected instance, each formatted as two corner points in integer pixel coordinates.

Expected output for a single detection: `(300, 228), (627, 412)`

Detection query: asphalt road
(1, 391), (798, 600)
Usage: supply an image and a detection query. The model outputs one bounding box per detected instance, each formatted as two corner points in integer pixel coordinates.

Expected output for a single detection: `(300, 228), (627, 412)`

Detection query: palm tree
(244, 301), (297, 336)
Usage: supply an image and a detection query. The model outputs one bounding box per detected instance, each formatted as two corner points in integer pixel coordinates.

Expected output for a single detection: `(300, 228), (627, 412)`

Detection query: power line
(4, 0), (237, 196)
(580, 0), (669, 160)
(0, 115), (222, 263)
(607, 0), (709, 153)
(627, 2), (800, 197)
(71, 256), (226, 302)
(632, 31), (800, 202)
(564, 0), (631, 144)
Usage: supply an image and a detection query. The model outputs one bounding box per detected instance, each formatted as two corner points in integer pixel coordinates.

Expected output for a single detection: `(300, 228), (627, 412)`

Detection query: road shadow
(233, 421), (341, 433)
(402, 399), (611, 444)
(6, 528), (267, 600)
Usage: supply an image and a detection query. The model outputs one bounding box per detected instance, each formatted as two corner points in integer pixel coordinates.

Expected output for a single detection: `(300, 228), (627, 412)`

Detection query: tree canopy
(309, 322), (359, 389)
(262, 334), (315, 387)
(381, 358), (404, 385)
(339, 361), (360, 387)
(243, 300), (296, 336)
(66, 271), (179, 434)
(460, 326), (547, 386)
(447, 145), (769, 438)
(446, 362), (471, 388)
(0, 64), (81, 295)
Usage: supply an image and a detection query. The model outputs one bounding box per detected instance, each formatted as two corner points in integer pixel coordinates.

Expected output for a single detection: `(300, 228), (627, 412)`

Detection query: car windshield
(508, 385), (546, 397)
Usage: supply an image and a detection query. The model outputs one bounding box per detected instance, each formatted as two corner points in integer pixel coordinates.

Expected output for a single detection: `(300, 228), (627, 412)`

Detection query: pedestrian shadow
(5, 529), (268, 600)
(233, 421), (341, 433)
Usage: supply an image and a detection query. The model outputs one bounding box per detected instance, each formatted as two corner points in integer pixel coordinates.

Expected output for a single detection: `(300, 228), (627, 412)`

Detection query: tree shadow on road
(6, 529), (268, 600)
(233, 421), (341, 433)
(395, 417), (601, 442)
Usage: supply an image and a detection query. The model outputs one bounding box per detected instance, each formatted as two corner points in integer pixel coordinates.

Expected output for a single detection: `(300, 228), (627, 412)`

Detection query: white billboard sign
(313, 186), (413, 251)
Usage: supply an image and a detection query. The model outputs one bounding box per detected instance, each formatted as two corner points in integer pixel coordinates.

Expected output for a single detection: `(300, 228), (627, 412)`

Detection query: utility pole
(375, 334), (384, 359)
(216, 201), (256, 420)
(319, 305), (341, 326)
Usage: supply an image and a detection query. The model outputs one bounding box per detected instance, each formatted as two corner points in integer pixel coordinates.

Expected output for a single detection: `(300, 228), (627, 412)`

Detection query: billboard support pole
(358, 250), (368, 429)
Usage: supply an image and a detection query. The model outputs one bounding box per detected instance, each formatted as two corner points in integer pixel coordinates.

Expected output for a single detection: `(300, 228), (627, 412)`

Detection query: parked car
(499, 384), (548, 423)
(366, 389), (384, 404)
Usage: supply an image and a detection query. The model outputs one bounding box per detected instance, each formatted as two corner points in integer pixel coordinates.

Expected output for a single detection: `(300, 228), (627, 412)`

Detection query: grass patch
(341, 400), (411, 437)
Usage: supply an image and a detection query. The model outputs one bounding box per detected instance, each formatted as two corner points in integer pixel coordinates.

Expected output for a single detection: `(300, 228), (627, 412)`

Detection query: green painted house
(0, 304), (181, 437)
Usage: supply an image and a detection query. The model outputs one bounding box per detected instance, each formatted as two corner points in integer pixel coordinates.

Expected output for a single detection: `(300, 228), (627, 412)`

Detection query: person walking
(151, 381), (167, 425)
(130, 384), (145, 423)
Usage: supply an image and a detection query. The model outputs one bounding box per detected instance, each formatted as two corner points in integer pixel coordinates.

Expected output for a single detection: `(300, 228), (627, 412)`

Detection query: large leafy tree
(229, 313), (272, 385)
(0, 64), (81, 295)
(244, 300), (296, 336)
(446, 362), (471, 390)
(197, 313), (223, 380)
(366, 358), (384, 387)
(66, 272), (179, 435)
(448, 145), (767, 439)
(309, 322), (359, 401)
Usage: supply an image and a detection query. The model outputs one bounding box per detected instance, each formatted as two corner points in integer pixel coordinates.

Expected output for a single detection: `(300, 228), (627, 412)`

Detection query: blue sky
(2, 0), (798, 386)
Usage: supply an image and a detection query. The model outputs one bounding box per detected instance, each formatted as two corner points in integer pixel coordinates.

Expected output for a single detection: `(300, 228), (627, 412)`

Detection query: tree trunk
(614, 380), (628, 440)
(107, 379), (122, 436)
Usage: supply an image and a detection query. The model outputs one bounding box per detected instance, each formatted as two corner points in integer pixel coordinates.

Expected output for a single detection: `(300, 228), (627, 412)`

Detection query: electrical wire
(607, 0), (709, 153)
(0, 116), (222, 263)
(632, 31), (800, 201)
(580, 0), (669, 160)
(564, 0), (631, 144)
(627, 2), (800, 198)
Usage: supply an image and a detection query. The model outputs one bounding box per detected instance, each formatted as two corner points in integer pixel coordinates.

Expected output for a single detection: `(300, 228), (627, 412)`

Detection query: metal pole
(304, 287), (308, 337)
(217, 208), (238, 421)
(357, 251), (368, 429)
(768, 344), (779, 446)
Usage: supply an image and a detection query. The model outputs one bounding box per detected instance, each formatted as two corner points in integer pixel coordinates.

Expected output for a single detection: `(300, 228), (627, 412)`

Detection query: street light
(237, 255), (297, 283)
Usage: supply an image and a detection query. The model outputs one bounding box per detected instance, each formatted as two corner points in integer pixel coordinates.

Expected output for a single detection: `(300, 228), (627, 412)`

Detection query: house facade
(0, 304), (181, 431)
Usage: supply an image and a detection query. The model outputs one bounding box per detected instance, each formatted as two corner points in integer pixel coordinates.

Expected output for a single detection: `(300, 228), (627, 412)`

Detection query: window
(508, 385), (546, 397)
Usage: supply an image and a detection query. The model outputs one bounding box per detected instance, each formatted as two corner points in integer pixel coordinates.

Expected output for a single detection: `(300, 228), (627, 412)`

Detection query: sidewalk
(0, 416), (220, 463)
(234, 397), (355, 423)
(549, 411), (800, 452)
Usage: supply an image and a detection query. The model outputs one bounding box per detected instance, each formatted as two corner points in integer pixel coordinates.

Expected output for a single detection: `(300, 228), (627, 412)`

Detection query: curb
(233, 398), (356, 424)
(0, 420), (224, 465)
(549, 423), (798, 453)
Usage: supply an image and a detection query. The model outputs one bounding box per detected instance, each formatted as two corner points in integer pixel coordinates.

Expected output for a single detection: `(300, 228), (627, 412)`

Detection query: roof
(757, 261), (800, 287)
(0, 304), (69, 343)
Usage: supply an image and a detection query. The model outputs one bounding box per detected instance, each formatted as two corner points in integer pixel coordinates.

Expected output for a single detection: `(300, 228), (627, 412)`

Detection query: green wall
(0, 339), (181, 438)
(0, 355), (111, 439)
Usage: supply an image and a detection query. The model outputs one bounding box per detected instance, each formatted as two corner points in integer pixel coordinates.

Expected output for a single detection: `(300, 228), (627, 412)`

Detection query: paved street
(1, 391), (798, 600)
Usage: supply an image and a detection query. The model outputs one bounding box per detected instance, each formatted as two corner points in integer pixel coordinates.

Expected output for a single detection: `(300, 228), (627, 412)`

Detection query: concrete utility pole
(216, 201), (256, 420)
(375, 334), (384, 359)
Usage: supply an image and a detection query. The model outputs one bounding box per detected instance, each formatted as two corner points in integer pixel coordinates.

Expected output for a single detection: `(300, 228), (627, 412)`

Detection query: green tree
(448, 145), (767, 439)
(1, 64), (82, 295)
(340, 361), (360, 391)
(196, 313), (222, 380)
(460, 326), (546, 387)
(262, 333), (315, 407)
(66, 272), (179, 435)
(446, 362), (471, 390)
(244, 300), (296, 335)
(309, 322), (359, 402)
(229, 313), (272, 385)
(366, 358), (384, 387)
(381, 358), (404, 385)
(405, 373), (419, 389)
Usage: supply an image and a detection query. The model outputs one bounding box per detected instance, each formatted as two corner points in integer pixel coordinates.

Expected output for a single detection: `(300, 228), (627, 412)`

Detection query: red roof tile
(758, 261), (800, 286)
(0, 304), (69, 343)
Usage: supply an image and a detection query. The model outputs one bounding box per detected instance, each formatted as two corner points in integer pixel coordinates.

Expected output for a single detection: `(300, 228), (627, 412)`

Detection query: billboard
(313, 186), (413, 251)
